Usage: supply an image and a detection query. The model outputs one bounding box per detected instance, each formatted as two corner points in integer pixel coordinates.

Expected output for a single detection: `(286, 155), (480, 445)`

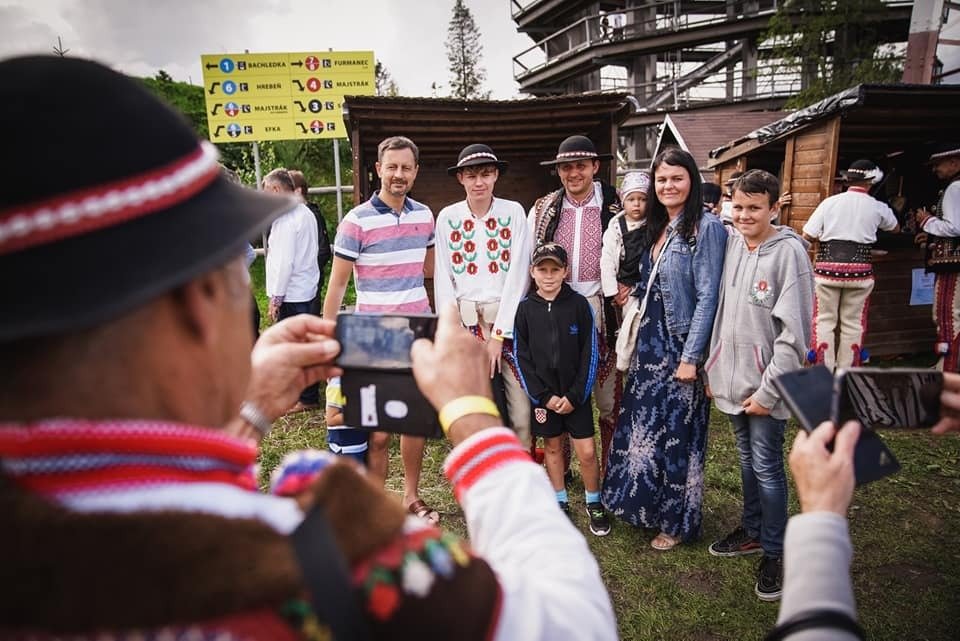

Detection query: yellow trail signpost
(200, 51), (374, 143)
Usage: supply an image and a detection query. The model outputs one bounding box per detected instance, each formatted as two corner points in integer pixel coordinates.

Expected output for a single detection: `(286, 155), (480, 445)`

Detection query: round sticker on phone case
(385, 400), (409, 419)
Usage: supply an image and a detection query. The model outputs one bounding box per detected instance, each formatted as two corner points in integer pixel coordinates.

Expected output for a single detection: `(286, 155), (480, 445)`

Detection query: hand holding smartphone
(335, 313), (442, 438)
(773, 366), (903, 485)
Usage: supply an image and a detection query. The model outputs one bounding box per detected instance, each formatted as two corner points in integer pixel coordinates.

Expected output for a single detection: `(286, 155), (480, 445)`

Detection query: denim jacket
(657, 212), (726, 364)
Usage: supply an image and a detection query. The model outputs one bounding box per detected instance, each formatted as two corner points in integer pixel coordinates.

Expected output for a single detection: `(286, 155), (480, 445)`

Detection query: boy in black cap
(514, 243), (611, 536)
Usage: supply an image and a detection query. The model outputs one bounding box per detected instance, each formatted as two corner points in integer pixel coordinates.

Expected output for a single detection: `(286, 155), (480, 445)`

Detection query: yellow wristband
(438, 395), (501, 434)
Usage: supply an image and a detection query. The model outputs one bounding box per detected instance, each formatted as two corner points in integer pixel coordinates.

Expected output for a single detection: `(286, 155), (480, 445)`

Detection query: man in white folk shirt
(434, 143), (533, 447)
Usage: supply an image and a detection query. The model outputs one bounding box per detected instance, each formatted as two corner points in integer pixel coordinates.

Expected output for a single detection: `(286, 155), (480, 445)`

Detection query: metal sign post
(333, 138), (344, 222)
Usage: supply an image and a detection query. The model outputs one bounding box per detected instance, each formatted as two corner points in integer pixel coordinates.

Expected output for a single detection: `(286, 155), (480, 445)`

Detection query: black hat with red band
(0, 56), (293, 341)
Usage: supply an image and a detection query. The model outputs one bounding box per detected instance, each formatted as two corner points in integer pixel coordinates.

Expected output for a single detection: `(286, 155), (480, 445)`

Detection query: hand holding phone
(789, 420), (861, 516)
(335, 312), (441, 438)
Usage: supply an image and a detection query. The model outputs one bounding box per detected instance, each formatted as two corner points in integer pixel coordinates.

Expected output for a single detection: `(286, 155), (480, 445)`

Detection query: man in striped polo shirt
(322, 135), (439, 524)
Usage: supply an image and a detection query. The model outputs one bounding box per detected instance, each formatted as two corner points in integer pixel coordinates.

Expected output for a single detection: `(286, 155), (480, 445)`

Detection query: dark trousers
(278, 300), (320, 405)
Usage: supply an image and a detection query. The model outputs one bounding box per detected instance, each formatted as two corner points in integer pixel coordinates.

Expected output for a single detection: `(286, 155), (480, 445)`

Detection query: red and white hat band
(0, 141), (221, 255)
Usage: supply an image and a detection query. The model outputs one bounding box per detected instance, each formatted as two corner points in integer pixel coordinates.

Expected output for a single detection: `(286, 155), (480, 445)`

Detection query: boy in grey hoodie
(703, 170), (814, 602)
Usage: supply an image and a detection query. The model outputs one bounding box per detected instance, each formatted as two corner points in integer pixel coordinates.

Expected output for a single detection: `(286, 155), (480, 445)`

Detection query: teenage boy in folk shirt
(434, 144), (533, 446)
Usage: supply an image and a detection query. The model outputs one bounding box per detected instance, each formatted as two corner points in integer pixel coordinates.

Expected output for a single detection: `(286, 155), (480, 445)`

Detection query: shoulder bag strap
(290, 505), (372, 641)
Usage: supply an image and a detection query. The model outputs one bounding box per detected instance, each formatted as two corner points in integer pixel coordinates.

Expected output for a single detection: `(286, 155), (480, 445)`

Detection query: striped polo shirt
(334, 194), (435, 313)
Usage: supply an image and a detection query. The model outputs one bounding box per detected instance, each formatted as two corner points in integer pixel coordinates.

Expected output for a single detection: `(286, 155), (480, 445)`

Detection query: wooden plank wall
(780, 117), (840, 232)
(712, 118), (934, 358)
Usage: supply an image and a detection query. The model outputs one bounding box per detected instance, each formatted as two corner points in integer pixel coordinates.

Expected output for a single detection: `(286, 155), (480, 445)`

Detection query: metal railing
(598, 54), (905, 112)
(512, 0), (913, 81)
(511, 0), (542, 19)
(512, 1), (778, 80)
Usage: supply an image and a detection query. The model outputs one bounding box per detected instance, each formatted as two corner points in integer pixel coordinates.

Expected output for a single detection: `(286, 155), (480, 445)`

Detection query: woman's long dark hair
(642, 147), (704, 249)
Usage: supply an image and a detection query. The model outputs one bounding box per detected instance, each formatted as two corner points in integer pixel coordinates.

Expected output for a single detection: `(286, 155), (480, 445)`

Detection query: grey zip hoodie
(704, 226), (814, 419)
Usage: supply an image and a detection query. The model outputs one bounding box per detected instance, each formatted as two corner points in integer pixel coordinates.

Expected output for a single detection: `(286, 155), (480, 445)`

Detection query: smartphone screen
(832, 368), (942, 430)
(335, 313), (438, 371)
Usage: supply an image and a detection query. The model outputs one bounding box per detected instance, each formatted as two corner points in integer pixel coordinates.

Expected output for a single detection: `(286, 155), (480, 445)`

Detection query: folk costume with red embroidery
(801, 159), (899, 372)
(435, 144), (534, 447)
(916, 143), (960, 371)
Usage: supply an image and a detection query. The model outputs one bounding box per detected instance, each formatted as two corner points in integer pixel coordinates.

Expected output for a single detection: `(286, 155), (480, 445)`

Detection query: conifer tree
(445, 0), (490, 100)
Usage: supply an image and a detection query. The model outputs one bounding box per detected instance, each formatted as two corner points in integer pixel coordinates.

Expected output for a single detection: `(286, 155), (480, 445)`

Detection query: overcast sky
(3, 1), (957, 96)
(0, 0), (534, 98)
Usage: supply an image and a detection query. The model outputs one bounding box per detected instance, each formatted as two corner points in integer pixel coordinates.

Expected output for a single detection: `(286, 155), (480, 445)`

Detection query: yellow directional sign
(200, 51), (374, 142)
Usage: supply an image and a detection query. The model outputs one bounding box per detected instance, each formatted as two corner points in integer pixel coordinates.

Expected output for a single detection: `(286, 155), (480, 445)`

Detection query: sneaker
(585, 502), (611, 536)
(708, 526), (763, 557)
(558, 501), (572, 520)
(755, 555), (783, 601)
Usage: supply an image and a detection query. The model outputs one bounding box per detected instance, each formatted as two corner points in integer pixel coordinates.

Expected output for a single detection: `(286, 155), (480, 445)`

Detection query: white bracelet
(239, 401), (273, 436)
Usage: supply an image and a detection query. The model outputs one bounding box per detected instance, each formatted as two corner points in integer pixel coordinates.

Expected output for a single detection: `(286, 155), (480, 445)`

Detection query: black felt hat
(540, 135), (613, 166)
(927, 142), (960, 163)
(839, 159), (883, 183)
(0, 56), (293, 341)
(447, 144), (509, 176)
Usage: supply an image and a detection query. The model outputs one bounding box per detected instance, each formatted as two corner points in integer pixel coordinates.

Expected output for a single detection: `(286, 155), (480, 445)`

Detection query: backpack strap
(290, 505), (371, 641)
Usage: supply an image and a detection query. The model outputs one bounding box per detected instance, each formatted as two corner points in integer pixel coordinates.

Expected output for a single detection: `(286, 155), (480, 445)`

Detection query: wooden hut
(708, 84), (960, 357)
(342, 94), (632, 215)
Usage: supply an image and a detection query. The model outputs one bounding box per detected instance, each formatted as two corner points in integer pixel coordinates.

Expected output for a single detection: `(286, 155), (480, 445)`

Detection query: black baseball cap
(531, 243), (568, 268)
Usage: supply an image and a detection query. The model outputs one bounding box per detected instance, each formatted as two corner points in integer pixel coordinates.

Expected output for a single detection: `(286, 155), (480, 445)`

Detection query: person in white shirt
(914, 143), (960, 371)
(435, 144), (533, 446)
(263, 167), (321, 411)
(802, 159), (899, 372)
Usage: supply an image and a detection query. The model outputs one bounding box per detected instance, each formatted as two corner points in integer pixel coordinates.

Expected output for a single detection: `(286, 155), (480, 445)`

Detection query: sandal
(651, 532), (681, 551)
(407, 499), (440, 526)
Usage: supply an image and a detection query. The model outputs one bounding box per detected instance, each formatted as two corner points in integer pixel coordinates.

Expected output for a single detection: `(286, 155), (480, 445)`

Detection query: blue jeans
(726, 412), (787, 556)
(278, 300), (319, 405)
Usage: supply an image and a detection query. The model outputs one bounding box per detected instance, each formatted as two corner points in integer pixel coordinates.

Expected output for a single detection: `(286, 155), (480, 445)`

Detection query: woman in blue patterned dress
(602, 148), (726, 550)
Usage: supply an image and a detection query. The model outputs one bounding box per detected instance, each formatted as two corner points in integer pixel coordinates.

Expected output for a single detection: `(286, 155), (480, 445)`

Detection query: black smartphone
(832, 368), (943, 430)
(773, 366), (901, 485)
(334, 312), (442, 439)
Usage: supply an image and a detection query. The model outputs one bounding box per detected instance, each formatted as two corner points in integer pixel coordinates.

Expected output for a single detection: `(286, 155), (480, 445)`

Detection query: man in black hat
(915, 143), (960, 370)
(0, 56), (617, 640)
(530, 134), (622, 471)
(802, 159), (899, 371)
(434, 144), (533, 447)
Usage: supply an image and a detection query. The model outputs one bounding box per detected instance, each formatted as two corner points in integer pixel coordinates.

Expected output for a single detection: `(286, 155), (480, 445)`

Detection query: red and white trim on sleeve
(0, 141), (221, 255)
(443, 427), (533, 502)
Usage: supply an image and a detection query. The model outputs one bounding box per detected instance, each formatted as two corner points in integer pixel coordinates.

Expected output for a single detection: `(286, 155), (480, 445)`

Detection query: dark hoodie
(513, 283), (599, 408)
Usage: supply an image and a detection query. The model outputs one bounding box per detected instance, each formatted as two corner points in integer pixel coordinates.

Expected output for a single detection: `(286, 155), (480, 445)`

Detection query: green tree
(764, 0), (903, 108)
(445, 0), (490, 100)
(375, 60), (400, 97)
(139, 73), (354, 232)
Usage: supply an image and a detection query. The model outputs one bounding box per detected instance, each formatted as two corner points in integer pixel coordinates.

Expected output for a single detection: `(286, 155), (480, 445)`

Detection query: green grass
(259, 406), (960, 640)
(251, 265), (960, 639)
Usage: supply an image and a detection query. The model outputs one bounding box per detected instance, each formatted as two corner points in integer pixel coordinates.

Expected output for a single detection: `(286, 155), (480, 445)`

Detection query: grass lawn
(251, 258), (960, 639)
